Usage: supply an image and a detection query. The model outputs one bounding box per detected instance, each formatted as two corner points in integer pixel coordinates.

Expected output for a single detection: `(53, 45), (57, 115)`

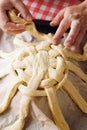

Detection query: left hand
(0, 0), (32, 34)
(50, 2), (87, 52)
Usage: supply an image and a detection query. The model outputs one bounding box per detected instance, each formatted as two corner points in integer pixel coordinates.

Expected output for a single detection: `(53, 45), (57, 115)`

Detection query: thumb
(12, 0), (32, 20)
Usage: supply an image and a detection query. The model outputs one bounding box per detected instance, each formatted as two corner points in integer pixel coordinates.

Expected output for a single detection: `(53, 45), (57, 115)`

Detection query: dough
(0, 36), (87, 130)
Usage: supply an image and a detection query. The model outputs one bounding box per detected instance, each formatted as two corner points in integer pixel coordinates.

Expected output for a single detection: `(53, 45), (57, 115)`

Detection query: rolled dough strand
(56, 68), (68, 90)
(51, 45), (66, 60)
(63, 44), (87, 61)
(45, 87), (70, 130)
(0, 78), (23, 113)
(10, 50), (49, 129)
(15, 48), (30, 61)
(4, 96), (32, 130)
(55, 56), (68, 89)
(48, 48), (59, 58)
(13, 54), (34, 71)
(49, 57), (57, 68)
(4, 97), (29, 130)
(26, 23), (52, 42)
(27, 51), (48, 89)
(40, 78), (57, 88)
(19, 85), (46, 97)
(64, 79), (87, 113)
(16, 69), (30, 83)
(27, 45), (37, 56)
(10, 95), (31, 130)
(67, 61), (87, 82)
(4, 97), (41, 130)
(3, 64), (46, 129)
(8, 10), (52, 42)
(36, 41), (51, 51)
(48, 56), (66, 82)
(40, 68), (68, 90)
(49, 46), (68, 89)
(42, 68), (68, 90)
(13, 60), (26, 70)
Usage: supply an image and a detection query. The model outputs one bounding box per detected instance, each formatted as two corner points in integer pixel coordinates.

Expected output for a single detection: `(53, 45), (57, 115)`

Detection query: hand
(0, 0), (32, 34)
(50, 2), (87, 51)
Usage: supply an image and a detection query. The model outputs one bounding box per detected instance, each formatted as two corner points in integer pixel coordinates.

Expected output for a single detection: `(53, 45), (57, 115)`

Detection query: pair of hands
(0, 0), (87, 51)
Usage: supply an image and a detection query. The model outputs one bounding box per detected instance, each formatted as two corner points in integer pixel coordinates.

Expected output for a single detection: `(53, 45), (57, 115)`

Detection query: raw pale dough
(0, 35), (87, 130)
(8, 10), (52, 43)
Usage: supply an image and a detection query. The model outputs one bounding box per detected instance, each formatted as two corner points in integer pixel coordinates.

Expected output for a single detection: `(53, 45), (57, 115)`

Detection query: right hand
(0, 0), (32, 34)
(50, 1), (87, 52)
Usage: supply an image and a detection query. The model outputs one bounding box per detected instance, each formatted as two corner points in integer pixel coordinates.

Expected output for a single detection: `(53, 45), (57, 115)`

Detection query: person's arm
(0, 0), (32, 34)
(50, 0), (87, 52)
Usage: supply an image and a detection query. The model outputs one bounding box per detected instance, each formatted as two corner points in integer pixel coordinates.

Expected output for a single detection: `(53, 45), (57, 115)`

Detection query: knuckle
(64, 7), (81, 21)
(65, 7), (71, 14)
(60, 23), (67, 31)
(72, 13), (81, 19)
(73, 20), (81, 28)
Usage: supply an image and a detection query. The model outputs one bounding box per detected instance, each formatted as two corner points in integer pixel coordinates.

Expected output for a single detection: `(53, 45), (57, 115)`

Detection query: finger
(12, 0), (32, 20)
(5, 22), (25, 30)
(50, 9), (65, 26)
(52, 18), (70, 45)
(5, 29), (25, 34)
(64, 20), (80, 47)
(70, 28), (86, 52)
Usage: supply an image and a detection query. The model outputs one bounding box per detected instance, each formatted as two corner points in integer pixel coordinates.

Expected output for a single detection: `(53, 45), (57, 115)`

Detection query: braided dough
(0, 9), (87, 130)
(0, 35), (87, 130)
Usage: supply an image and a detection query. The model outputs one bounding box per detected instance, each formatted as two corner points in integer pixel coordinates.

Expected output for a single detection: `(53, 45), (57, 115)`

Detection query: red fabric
(24, 0), (81, 20)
